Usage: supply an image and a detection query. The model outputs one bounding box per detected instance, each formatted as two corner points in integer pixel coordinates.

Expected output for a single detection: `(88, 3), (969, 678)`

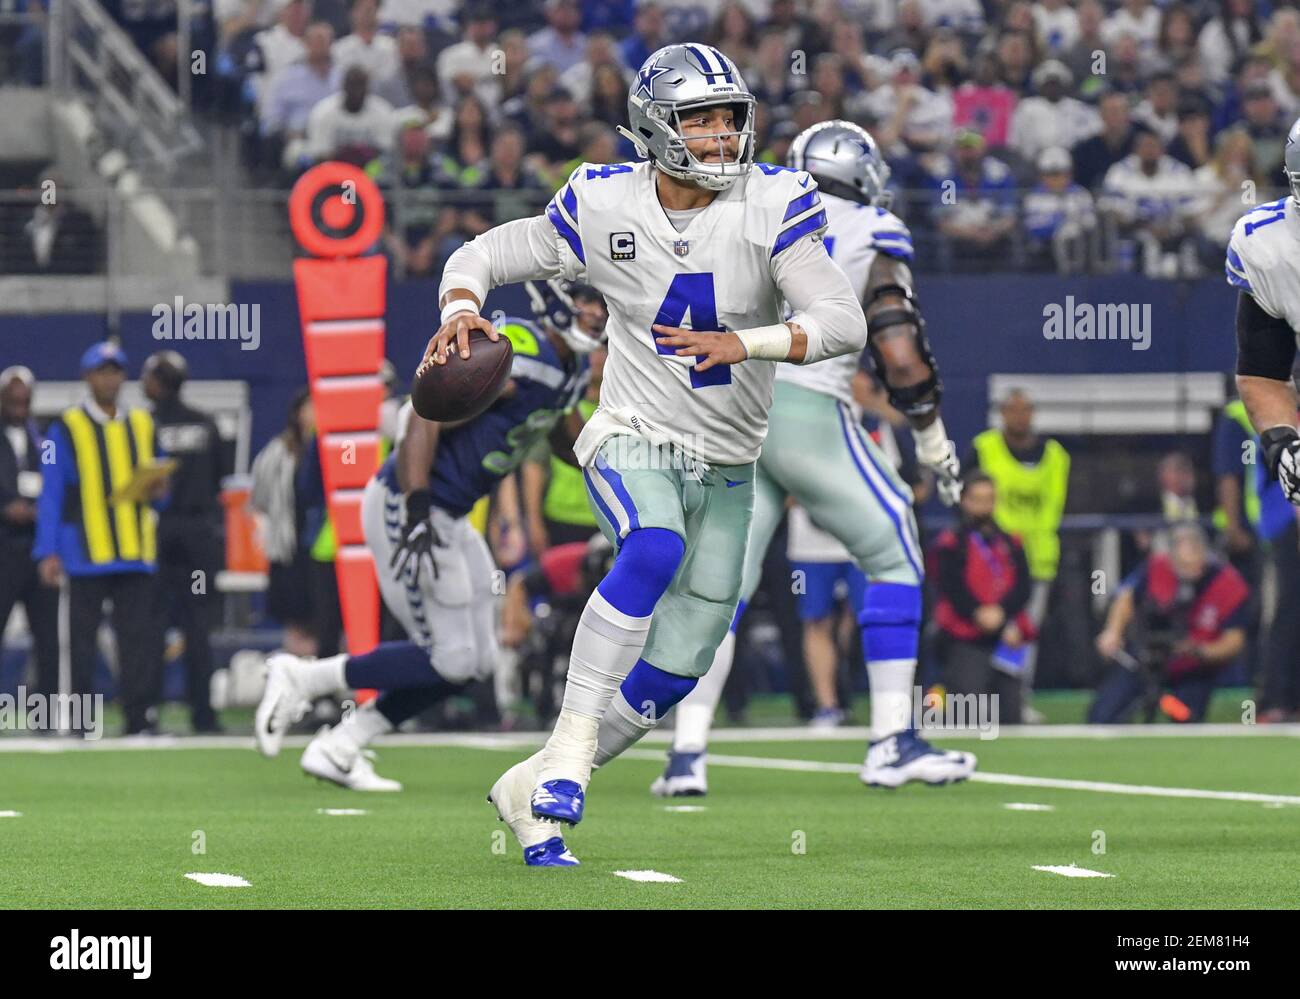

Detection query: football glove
(1261, 426), (1300, 506)
(390, 489), (441, 582)
(916, 432), (962, 507)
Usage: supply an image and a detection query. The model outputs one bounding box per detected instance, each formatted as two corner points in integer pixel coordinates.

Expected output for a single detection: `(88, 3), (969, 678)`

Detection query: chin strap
(865, 282), (942, 419)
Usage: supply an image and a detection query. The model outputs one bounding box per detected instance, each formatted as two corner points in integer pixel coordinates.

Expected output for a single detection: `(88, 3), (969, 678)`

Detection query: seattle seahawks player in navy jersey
(252, 282), (607, 790)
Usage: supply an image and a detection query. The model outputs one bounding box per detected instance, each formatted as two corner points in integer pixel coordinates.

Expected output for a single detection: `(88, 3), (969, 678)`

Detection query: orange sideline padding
(319, 432), (381, 494)
(328, 491), (366, 548)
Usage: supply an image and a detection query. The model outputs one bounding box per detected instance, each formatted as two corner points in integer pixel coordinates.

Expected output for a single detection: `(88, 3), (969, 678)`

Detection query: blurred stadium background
(2, 0), (1298, 738)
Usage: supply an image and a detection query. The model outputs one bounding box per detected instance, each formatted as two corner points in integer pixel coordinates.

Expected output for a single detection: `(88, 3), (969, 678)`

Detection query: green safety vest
(972, 429), (1070, 581)
(1212, 399), (1262, 530)
(542, 398), (599, 527)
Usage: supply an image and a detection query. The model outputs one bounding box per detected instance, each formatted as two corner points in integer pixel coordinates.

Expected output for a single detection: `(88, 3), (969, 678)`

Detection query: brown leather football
(410, 328), (514, 422)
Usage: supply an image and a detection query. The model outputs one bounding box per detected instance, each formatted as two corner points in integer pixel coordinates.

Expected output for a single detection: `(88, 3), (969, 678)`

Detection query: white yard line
(3, 722), (1297, 753)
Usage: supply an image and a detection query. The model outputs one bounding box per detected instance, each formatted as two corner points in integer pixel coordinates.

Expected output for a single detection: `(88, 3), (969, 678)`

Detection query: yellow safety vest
(1212, 400), (1262, 530)
(973, 429), (1070, 581)
(61, 404), (157, 565)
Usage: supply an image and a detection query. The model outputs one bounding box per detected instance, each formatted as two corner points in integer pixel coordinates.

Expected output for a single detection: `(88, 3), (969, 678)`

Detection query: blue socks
(619, 658), (698, 720)
(344, 641), (447, 691)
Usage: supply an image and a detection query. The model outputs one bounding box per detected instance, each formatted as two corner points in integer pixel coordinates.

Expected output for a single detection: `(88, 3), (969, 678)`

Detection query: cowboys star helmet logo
(636, 58), (675, 100)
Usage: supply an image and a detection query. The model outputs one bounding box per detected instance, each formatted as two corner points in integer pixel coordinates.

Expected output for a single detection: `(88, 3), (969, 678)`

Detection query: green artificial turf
(2, 733), (1297, 909)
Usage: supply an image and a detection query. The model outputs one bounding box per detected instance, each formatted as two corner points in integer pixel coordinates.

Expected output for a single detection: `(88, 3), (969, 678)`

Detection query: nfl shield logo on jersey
(674, 239), (690, 257)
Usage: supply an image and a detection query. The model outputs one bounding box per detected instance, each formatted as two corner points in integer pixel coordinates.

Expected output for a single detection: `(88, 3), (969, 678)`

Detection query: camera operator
(1089, 523), (1249, 723)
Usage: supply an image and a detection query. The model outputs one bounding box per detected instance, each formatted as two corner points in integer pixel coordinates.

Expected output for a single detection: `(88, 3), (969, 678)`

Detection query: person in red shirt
(930, 471), (1036, 724)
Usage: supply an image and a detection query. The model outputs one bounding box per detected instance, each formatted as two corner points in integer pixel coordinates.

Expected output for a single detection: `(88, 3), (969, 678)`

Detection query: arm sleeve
(32, 422), (67, 562)
(1235, 290), (1298, 381)
(437, 212), (582, 308)
(772, 233), (868, 365)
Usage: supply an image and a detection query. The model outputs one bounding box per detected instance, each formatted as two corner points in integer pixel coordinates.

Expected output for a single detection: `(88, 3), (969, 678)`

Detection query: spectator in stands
(764, 0), (827, 55)
(35, 343), (168, 736)
(997, 29), (1037, 94)
(493, 28), (531, 106)
(968, 389), (1071, 723)
(442, 92), (493, 182)
(1105, 31), (1149, 97)
(107, 0), (181, 85)
(261, 20), (339, 166)
(251, 388), (317, 657)
(878, 0), (927, 56)
(502, 62), (560, 144)
(142, 352), (227, 734)
(1157, 3), (1199, 68)
(530, 87), (584, 180)
(1071, 89), (1138, 189)
(589, 61), (631, 130)
(1239, 82), (1287, 179)
(1156, 452), (1200, 526)
(248, 0), (312, 111)
(528, 0), (586, 75)
(332, 0), (398, 82)
(1167, 96), (1214, 169)
(304, 65), (394, 168)
(1104, 0), (1161, 57)
(864, 49), (953, 159)
(746, 25), (799, 110)
(376, 0), (456, 38)
(435, 3), (501, 111)
(1268, 35), (1300, 118)
(1102, 128), (1198, 276)
(921, 25), (968, 94)
(951, 50), (1016, 150)
(1135, 70), (1180, 144)
(1192, 128), (1260, 260)
(708, 2), (757, 70)
(0, 365), (58, 701)
(1198, 0), (1264, 85)
(378, 118), (458, 276)
(373, 24), (430, 108)
(463, 124), (546, 229)
(1009, 59), (1101, 164)
(1063, 0), (1109, 102)
(931, 470), (1036, 726)
(619, 1), (666, 73)
(1090, 523), (1249, 723)
(558, 31), (626, 108)
(930, 129), (1018, 271)
(393, 64), (451, 140)
(4, 171), (101, 275)
(1034, 0), (1080, 57)
(1023, 146), (1097, 273)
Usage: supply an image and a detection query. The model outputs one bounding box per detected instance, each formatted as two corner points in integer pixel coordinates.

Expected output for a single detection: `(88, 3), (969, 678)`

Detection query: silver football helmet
(617, 43), (757, 191)
(1285, 116), (1300, 204)
(788, 120), (892, 208)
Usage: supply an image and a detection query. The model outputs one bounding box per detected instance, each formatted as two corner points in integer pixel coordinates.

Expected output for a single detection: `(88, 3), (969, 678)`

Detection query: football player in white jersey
(651, 120), (976, 797)
(421, 44), (868, 864)
(1224, 117), (1300, 506)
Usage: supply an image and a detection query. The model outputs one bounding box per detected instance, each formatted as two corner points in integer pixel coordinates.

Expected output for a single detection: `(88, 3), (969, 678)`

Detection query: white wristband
(441, 298), (479, 325)
(913, 417), (949, 465)
(736, 323), (793, 361)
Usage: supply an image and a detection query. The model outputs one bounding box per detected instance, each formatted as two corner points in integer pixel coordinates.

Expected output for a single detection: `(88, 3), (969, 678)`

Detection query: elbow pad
(865, 283), (942, 418)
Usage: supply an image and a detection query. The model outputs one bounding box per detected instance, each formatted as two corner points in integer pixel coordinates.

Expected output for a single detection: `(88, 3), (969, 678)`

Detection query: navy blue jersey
(379, 318), (587, 517)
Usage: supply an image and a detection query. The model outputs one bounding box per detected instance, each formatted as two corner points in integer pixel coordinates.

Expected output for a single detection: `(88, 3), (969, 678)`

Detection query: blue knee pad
(620, 658), (698, 720)
(858, 581), (922, 661)
(596, 527), (684, 618)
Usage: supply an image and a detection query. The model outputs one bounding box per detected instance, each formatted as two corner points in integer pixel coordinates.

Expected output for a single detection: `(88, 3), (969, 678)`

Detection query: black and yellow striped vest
(60, 404), (157, 565)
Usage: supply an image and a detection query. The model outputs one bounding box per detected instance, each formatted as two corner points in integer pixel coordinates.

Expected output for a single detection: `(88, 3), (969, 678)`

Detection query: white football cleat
(301, 726), (402, 792)
(254, 652), (313, 758)
(650, 750), (708, 797)
(859, 730), (977, 788)
(488, 755), (577, 865)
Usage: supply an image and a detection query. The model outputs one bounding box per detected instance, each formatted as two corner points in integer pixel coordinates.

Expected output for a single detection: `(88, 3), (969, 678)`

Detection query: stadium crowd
(3, 0), (1300, 275)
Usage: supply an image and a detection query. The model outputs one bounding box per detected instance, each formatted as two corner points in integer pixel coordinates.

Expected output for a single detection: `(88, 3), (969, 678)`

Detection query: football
(409, 327), (514, 422)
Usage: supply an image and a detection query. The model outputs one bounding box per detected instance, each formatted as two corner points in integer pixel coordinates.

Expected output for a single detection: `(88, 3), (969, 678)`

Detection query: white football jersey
(776, 197), (913, 406)
(547, 160), (832, 466)
(1226, 196), (1300, 354)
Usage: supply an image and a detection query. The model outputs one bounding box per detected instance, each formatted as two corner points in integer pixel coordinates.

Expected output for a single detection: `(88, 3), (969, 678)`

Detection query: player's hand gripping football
(390, 489), (442, 583)
(653, 325), (748, 372)
(1261, 426), (1300, 506)
(920, 437), (962, 506)
(422, 308), (499, 366)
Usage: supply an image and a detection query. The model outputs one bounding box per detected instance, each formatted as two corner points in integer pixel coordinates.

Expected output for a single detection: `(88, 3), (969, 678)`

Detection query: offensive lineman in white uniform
(1224, 117), (1300, 507)
(422, 44), (868, 864)
(652, 121), (976, 796)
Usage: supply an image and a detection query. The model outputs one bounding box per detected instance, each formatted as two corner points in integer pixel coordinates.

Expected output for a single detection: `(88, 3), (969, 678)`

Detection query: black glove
(1261, 426), (1300, 506)
(389, 489), (441, 582)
